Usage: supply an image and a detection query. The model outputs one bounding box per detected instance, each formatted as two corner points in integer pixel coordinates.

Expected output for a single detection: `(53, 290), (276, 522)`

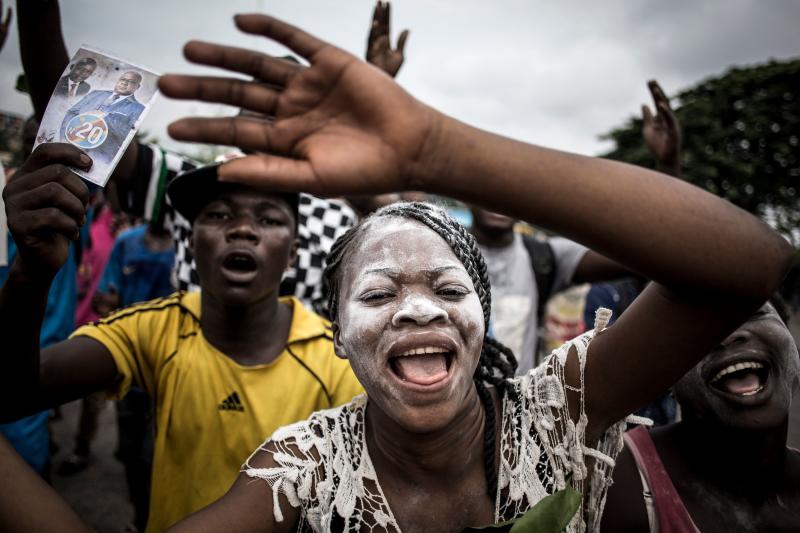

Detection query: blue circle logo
(65, 112), (108, 149)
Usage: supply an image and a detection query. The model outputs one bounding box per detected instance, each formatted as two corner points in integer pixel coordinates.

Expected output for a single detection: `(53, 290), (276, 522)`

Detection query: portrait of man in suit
(61, 70), (146, 165)
(53, 57), (97, 102)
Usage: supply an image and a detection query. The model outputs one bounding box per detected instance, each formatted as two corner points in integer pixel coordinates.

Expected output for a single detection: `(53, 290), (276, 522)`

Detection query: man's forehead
(207, 187), (294, 213)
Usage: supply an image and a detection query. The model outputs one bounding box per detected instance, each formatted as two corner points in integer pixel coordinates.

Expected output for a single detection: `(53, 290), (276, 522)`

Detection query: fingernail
(80, 154), (91, 166)
(81, 215), (87, 226)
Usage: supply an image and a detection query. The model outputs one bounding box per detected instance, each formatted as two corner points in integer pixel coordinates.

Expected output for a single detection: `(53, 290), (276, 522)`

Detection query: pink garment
(624, 426), (699, 533)
(75, 206), (115, 326)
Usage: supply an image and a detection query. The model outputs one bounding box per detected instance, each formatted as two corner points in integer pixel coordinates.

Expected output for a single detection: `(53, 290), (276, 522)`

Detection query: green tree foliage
(602, 59), (800, 240)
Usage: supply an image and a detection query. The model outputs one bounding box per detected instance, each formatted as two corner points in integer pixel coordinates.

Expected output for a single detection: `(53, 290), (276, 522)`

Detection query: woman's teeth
(398, 346), (449, 357)
(710, 361), (767, 396)
(710, 361), (764, 383)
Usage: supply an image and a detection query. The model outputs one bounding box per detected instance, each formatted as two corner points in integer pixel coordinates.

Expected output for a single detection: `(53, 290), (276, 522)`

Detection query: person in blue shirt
(92, 220), (174, 532)
(0, 235), (76, 476)
(94, 222), (175, 311)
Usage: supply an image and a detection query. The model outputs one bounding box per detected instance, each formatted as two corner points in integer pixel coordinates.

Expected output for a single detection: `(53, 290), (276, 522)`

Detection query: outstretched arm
(572, 79), (684, 285)
(158, 15), (791, 439)
(0, 435), (90, 532)
(0, 144), (119, 422)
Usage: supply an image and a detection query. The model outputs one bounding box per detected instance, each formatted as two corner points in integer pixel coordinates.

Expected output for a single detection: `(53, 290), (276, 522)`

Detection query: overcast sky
(1, 0), (798, 158)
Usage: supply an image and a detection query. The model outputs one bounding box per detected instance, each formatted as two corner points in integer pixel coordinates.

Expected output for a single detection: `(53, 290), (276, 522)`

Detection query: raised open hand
(159, 15), (436, 198)
(366, 1), (409, 77)
(642, 80), (681, 173)
(0, 1), (13, 53)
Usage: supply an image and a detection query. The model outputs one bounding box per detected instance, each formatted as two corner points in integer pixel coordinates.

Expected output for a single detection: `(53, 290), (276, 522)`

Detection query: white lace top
(243, 313), (627, 532)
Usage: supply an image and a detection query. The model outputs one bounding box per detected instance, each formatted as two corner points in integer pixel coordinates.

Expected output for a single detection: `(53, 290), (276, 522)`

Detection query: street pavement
(50, 400), (133, 532)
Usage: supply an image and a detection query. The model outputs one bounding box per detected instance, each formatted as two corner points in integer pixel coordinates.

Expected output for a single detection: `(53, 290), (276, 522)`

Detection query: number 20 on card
(65, 113), (109, 149)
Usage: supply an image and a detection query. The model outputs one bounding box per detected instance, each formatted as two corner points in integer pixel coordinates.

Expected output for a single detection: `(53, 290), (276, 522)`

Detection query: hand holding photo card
(34, 47), (159, 187)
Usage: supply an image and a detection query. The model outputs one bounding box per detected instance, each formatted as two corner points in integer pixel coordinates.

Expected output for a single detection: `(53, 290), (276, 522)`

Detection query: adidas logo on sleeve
(218, 391), (245, 412)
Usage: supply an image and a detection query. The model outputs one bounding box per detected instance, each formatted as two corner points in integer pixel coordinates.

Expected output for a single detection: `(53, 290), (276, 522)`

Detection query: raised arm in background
(366, 0), (409, 78)
(159, 15), (792, 443)
(16, 0), (68, 121)
(642, 79), (682, 177)
(0, 1), (12, 53)
(346, 0), (409, 216)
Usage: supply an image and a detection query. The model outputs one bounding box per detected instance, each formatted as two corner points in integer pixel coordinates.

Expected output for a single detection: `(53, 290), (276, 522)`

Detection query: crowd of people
(0, 1), (798, 532)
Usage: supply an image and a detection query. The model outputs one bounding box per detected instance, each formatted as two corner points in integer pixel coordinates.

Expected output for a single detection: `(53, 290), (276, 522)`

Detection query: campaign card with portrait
(34, 47), (159, 187)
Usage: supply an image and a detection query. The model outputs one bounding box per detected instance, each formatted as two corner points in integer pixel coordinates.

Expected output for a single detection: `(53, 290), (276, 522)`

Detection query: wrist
(656, 157), (681, 177)
(404, 106), (451, 193)
(8, 256), (58, 289)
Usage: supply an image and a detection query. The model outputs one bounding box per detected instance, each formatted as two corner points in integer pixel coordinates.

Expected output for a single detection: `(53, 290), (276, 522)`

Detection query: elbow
(753, 231), (794, 303)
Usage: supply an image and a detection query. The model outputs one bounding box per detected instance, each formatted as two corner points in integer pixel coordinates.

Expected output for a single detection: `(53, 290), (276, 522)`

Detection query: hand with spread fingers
(0, 1), (12, 53)
(159, 14), (434, 198)
(366, 1), (409, 77)
(642, 79), (682, 176)
(4, 144), (91, 278)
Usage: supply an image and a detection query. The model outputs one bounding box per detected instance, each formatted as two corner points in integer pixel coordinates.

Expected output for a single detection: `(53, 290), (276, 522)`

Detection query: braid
(475, 380), (498, 500)
(322, 224), (363, 321)
(323, 201), (519, 500)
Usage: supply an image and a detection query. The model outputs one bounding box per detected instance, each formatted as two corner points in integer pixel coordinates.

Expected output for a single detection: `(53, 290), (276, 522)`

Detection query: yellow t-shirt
(72, 292), (363, 532)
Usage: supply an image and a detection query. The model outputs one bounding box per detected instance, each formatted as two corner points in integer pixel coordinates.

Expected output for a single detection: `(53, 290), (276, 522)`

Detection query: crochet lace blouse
(243, 312), (628, 532)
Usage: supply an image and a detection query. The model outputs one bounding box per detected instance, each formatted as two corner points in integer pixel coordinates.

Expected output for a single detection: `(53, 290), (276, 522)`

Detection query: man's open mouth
(223, 252), (257, 272)
(389, 346), (455, 387)
(709, 361), (769, 396)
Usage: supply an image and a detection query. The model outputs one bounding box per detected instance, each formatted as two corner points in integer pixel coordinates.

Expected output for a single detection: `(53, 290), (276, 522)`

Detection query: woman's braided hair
(323, 201), (518, 500)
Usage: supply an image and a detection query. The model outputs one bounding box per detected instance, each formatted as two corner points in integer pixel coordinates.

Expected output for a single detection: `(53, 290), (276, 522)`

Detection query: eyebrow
(430, 266), (460, 274)
(364, 267), (402, 276)
(363, 265), (462, 277)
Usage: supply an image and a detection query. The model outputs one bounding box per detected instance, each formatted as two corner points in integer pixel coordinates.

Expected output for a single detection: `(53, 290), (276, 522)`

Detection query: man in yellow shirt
(0, 145), (363, 531)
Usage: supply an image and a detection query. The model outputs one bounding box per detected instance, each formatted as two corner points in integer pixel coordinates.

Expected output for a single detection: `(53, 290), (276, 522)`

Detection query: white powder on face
(393, 293), (447, 323)
(337, 218), (485, 375)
